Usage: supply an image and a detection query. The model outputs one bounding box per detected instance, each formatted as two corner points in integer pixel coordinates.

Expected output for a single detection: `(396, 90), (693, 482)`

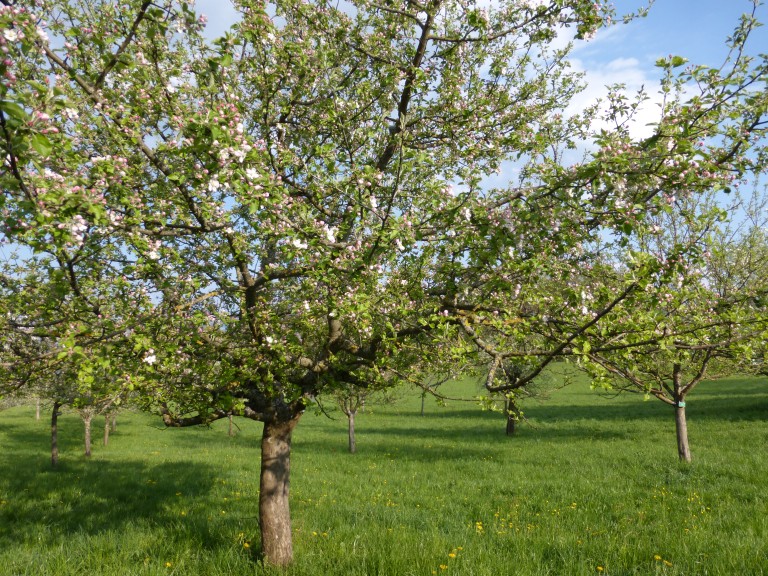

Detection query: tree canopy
(2, 0), (767, 565)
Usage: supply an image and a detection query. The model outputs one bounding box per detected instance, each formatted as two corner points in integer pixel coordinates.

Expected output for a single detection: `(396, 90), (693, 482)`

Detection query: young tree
(331, 383), (400, 453)
(580, 189), (768, 462)
(2, 0), (767, 566)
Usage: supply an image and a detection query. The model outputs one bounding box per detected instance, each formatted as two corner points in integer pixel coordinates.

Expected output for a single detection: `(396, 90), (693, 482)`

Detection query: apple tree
(2, 0), (767, 565)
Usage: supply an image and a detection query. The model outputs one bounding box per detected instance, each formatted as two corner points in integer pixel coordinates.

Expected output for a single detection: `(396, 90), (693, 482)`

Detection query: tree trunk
(347, 410), (357, 454)
(110, 413), (117, 432)
(259, 413), (301, 567)
(83, 413), (93, 458)
(35, 396), (41, 421)
(229, 414), (235, 437)
(420, 391), (426, 416)
(51, 401), (61, 468)
(103, 415), (110, 446)
(672, 363), (691, 462)
(675, 402), (692, 462)
(505, 398), (520, 436)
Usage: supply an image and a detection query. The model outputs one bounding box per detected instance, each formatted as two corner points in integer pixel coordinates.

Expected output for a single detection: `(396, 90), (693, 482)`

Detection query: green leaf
(0, 100), (29, 121)
(30, 133), (53, 156)
(670, 56), (688, 68)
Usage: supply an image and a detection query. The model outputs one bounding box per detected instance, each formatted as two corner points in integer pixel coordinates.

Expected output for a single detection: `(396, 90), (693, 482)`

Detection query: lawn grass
(1, 372), (766, 575)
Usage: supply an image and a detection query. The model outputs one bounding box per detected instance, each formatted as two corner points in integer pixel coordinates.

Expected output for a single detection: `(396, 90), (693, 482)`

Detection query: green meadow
(1, 375), (766, 575)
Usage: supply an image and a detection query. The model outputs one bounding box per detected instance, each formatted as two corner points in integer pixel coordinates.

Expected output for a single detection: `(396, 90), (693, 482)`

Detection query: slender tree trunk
(259, 413), (301, 567)
(672, 363), (691, 462)
(675, 403), (691, 462)
(51, 401), (61, 468)
(103, 415), (110, 446)
(110, 414), (117, 432)
(35, 396), (41, 421)
(347, 410), (357, 454)
(420, 391), (426, 416)
(83, 413), (93, 457)
(229, 414), (235, 437)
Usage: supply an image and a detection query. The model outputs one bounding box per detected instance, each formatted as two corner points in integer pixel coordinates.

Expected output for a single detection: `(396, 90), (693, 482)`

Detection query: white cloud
(567, 52), (662, 140)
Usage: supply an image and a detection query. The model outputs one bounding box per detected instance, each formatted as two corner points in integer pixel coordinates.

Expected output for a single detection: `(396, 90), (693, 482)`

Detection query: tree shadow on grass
(0, 422), (229, 553)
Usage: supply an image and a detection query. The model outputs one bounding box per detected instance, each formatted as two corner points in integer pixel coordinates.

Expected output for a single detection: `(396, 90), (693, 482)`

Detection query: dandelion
(448, 552), (456, 558)
(654, 555), (662, 561)
(596, 567), (604, 572)
(439, 565), (448, 570)
(243, 542), (250, 548)
(165, 562), (172, 568)
(663, 560), (673, 567)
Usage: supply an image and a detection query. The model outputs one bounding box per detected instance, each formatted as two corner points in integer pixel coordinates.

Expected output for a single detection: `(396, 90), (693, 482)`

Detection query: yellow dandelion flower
(165, 562), (172, 568)
(654, 555), (662, 561)
(243, 542), (250, 549)
(663, 560), (673, 567)
(448, 553), (456, 558)
(439, 565), (448, 570)
(596, 566), (604, 572)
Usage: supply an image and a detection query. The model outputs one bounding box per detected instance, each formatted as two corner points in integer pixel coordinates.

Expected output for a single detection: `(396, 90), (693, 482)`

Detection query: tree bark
(675, 403), (692, 462)
(672, 363), (692, 462)
(51, 401), (61, 468)
(229, 414), (235, 437)
(104, 415), (110, 446)
(505, 398), (520, 437)
(259, 413), (301, 566)
(83, 413), (93, 457)
(35, 396), (41, 420)
(347, 410), (357, 454)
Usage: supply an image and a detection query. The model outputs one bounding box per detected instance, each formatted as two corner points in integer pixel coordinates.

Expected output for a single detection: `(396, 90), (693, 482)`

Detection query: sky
(567, 0), (768, 136)
(195, 0), (768, 140)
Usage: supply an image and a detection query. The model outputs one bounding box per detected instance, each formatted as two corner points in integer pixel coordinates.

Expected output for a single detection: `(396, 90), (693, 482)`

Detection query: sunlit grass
(1, 373), (766, 575)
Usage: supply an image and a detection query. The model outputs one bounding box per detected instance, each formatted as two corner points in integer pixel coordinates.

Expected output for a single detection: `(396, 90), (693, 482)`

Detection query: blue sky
(196, 0), (768, 139)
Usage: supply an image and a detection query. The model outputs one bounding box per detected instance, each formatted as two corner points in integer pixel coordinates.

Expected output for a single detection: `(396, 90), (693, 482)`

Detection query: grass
(1, 372), (767, 575)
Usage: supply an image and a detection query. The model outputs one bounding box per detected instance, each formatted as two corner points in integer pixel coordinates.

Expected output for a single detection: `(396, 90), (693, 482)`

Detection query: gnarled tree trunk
(259, 412), (301, 566)
(505, 398), (520, 437)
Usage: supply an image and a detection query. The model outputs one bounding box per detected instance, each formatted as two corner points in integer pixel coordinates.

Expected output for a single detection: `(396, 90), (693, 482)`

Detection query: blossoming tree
(2, 0), (767, 565)
(579, 187), (768, 462)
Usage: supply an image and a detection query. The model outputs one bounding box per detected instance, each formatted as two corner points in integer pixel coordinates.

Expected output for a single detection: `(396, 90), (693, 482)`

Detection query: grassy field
(1, 373), (766, 575)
